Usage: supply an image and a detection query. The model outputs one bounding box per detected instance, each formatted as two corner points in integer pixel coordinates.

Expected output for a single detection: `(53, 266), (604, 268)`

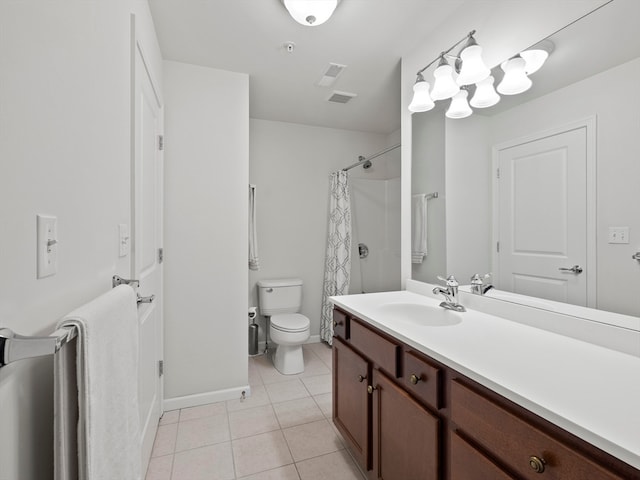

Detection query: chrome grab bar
(0, 326), (77, 368)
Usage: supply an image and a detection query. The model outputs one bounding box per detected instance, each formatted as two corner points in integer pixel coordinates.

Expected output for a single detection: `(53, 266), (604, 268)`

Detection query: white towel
(412, 194), (428, 264)
(249, 184), (260, 270)
(54, 285), (141, 480)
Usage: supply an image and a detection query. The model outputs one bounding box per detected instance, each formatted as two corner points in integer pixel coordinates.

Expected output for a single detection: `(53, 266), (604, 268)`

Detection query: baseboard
(163, 384), (251, 411)
(254, 335), (321, 355)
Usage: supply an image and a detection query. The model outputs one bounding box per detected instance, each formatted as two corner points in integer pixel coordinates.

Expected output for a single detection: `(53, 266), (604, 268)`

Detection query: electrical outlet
(37, 214), (57, 278)
(608, 226), (630, 244)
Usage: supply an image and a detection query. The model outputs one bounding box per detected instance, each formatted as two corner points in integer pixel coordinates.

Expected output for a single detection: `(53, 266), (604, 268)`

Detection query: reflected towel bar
(417, 192), (438, 200)
(0, 325), (77, 368)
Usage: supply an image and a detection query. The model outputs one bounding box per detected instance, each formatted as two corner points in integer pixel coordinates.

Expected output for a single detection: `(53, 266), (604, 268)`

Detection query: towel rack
(417, 192), (438, 200)
(0, 326), (77, 368)
(0, 276), (151, 368)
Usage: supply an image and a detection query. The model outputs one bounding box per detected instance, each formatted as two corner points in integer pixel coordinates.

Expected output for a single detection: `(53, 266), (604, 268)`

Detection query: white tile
(151, 423), (178, 457)
(237, 464), (300, 480)
(144, 454), (173, 480)
(265, 379), (310, 404)
(312, 393), (332, 418)
(229, 404), (280, 439)
(179, 401), (227, 421)
(232, 430), (294, 478)
(227, 384), (271, 412)
(296, 450), (365, 480)
(171, 443), (235, 480)
(301, 374), (332, 396)
(175, 413), (230, 452)
(283, 419), (343, 462)
(273, 397), (324, 429)
(159, 409), (179, 426)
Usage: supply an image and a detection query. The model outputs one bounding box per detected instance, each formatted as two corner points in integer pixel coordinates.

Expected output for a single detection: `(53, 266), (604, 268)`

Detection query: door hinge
(496, 241), (500, 253)
(496, 168), (501, 179)
(158, 360), (164, 377)
(158, 248), (164, 264)
(158, 134), (164, 151)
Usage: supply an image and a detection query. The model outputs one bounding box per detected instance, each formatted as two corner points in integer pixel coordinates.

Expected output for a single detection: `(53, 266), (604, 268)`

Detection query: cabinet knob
(529, 455), (546, 473)
(357, 374), (367, 383)
(333, 320), (343, 328)
(409, 374), (422, 385)
(367, 385), (377, 394)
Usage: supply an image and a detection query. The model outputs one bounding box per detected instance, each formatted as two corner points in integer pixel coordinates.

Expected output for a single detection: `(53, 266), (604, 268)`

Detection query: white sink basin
(377, 302), (463, 327)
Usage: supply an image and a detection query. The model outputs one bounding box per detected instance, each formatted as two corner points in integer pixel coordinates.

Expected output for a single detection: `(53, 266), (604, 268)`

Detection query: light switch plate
(608, 226), (630, 244)
(37, 214), (57, 278)
(119, 223), (130, 257)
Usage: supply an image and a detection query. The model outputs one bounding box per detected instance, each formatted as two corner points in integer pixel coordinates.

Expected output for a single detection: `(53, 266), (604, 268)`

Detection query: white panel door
(496, 126), (588, 306)
(134, 42), (163, 472)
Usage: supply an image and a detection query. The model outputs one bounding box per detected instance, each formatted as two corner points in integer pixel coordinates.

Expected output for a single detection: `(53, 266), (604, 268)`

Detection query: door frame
(491, 116), (597, 308)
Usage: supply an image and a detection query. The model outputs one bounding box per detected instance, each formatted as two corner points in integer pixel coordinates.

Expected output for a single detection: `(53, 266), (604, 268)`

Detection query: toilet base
(272, 344), (305, 375)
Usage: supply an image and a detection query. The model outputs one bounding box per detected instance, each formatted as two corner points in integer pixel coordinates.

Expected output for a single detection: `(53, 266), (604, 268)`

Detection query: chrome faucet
(470, 273), (494, 295)
(432, 275), (466, 312)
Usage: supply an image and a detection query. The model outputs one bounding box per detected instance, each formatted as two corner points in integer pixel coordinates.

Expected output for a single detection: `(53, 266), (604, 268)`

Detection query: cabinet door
(371, 369), (440, 480)
(333, 337), (370, 470)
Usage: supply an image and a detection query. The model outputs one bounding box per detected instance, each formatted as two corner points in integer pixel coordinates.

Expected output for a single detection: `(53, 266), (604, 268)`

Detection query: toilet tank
(257, 278), (303, 316)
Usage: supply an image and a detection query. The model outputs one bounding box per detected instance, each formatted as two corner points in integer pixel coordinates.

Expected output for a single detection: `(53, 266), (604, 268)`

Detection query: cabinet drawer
(403, 350), (441, 409)
(332, 308), (349, 340)
(350, 319), (400, 377)
(450, 432), (514, 480)
(451, 380), (625, 480)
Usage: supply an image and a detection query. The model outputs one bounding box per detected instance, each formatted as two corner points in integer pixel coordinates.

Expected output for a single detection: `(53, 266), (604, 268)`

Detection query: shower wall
(350, 177), (401, 294)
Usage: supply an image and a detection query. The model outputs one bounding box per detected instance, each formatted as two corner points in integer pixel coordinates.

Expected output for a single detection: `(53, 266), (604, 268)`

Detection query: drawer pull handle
(367, 385), (377, 394)
(529, 455), (546, 473)
(409, 374), (422, 385)
(333, 320), (343, 328)
(357, 374), (367, 383)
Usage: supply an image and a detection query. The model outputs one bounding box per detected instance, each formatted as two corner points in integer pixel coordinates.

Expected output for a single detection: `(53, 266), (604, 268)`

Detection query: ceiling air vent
(317, 63), (346, 87)
(327, 90), (357, 104)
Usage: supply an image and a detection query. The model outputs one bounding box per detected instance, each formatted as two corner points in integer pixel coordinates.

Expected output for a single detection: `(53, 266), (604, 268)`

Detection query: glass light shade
(408, 79), (435, 112)
(497, 56), (532, 95)
(470, 75), (500, 108)
(431, 62), (460, 101)
(520, 49), (549, 74)
(456, 44), (491, 86)
(283, 0), (338, 26)
(446, 89), (472, 119)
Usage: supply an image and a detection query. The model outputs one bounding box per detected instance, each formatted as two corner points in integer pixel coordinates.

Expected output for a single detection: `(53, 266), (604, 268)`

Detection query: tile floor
(145, 342), (366, 480)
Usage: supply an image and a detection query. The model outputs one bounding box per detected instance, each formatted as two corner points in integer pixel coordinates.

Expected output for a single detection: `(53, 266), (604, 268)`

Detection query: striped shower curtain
(320, 171), (352, 345)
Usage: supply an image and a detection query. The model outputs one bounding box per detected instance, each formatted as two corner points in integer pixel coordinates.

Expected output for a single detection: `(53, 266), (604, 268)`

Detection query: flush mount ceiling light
(408, 30), (551, 119)
(283, 0), (338, 26)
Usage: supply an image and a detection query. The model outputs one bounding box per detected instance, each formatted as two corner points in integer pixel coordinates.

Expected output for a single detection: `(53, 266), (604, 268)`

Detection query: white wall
(248, 119), (388, 343)
(0, 2), (162, 479)
(163, 61), (249, 407)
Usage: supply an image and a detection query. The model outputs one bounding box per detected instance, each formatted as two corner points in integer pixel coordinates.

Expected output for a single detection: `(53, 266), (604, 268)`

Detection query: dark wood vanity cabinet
(332, 306), (640, 480)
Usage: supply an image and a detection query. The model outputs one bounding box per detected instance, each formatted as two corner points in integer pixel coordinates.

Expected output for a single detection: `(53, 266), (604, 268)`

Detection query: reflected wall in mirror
(411, 0), (640, 317)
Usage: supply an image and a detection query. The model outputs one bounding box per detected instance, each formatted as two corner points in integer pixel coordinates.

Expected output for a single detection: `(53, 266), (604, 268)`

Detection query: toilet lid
(271, 313), (310, 333)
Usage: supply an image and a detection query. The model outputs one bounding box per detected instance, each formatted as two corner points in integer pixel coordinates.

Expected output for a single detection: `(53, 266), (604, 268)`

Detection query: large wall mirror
(411, 0), (639, 318)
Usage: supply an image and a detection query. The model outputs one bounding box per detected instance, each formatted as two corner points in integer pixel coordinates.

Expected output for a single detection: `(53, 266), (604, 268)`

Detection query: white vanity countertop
(330, 290), (640, 470)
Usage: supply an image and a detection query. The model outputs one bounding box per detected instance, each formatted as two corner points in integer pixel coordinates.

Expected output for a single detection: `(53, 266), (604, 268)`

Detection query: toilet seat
(271, 313), (310, 333)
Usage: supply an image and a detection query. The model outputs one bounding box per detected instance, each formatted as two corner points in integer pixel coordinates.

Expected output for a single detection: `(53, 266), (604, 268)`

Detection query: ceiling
(147, 0), (469, 135)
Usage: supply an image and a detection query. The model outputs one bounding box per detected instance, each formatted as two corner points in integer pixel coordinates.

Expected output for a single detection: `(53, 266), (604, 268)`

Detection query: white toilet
(257, 278), (311, 374)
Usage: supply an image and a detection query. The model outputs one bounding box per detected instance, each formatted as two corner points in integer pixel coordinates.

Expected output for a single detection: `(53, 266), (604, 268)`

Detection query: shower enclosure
(348, 146), (401, 294)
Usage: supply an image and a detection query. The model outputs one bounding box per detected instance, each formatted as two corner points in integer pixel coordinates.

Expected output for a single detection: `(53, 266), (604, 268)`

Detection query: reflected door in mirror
(496, 124), (588, 306)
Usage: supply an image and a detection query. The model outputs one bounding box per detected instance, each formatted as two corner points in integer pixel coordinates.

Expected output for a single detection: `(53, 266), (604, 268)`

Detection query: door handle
(558, 265), (583, 274)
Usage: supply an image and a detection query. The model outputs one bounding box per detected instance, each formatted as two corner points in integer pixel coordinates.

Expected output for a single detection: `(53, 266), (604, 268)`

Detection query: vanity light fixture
(408, 31), (552, 118)
(446, 88), (473, 119)
(497, 55), (532, 95)
(283, 0), (338, 26)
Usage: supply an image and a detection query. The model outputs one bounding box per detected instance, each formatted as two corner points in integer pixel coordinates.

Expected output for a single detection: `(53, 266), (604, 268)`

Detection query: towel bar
(0, 326), (77, 368)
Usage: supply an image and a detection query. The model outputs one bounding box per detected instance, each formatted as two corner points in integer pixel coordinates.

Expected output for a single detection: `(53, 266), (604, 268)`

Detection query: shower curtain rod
(342, 143), (401, 171)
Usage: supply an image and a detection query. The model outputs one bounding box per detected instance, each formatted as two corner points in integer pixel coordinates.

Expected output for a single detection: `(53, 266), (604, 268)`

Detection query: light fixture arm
(416, 30), (476, 76)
